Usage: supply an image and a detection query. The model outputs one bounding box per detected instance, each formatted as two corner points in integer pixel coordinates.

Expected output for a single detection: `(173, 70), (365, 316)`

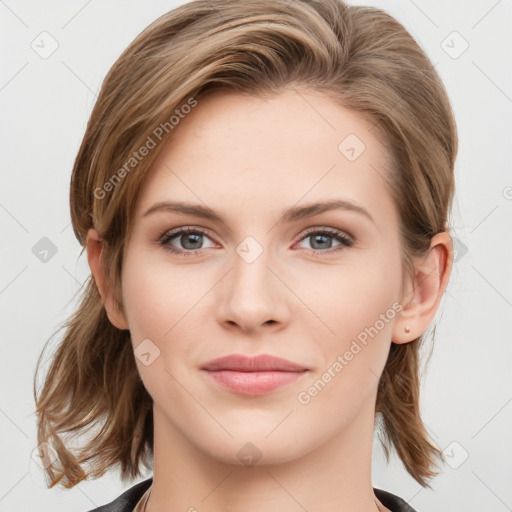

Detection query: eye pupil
(182, 233), (202, 249)
(311, 234), (332, 250)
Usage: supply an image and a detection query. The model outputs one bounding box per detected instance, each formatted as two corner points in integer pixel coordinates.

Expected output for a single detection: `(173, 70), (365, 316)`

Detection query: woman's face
(119, 87), (407, 465)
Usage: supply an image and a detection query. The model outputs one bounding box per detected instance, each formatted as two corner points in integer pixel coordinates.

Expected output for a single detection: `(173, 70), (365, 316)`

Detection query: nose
(214, 241), (290, 334)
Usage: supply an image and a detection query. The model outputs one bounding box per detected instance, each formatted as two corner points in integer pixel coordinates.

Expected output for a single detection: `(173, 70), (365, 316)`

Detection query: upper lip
(200, 354), (308, 372)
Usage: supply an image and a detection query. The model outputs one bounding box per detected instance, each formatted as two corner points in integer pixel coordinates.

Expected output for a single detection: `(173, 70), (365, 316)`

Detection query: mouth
(200, 353), (310, 396)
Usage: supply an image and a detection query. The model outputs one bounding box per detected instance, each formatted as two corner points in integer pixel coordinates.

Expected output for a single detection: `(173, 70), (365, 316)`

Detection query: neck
(146, 399), (388, 512)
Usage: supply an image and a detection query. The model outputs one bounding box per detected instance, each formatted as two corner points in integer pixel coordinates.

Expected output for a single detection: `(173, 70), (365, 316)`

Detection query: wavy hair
(33, 0), (457, 489)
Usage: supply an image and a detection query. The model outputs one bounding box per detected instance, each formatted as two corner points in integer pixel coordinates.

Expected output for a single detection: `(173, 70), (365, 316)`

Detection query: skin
(87, 86), (452, 512)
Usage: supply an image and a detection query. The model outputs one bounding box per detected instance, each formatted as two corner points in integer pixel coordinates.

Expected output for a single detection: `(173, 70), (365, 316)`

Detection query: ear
(392, 232), (453, 344)
(86, 228), (129, 330)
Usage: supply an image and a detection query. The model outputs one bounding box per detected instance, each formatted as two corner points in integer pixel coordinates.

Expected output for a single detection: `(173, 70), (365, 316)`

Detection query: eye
(157, 227), (217, 256)
(295, 227), (354, 255)
(156, 226), (354, 257)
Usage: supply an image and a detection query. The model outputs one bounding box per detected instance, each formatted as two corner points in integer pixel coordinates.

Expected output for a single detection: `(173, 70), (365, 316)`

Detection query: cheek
(121, 251), (202, 341)
(120, 253), (197, 397)
(296, 246), (402, 389)
(299, 248), (402, 339)
(294, 270), (400, 421)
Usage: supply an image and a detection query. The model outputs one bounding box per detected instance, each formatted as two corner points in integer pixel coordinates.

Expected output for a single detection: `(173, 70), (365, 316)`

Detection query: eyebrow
(142, 199), (375, 226)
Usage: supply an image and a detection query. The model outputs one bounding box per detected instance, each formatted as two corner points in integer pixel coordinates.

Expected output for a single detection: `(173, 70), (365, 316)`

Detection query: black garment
(85, 476), (418, 512)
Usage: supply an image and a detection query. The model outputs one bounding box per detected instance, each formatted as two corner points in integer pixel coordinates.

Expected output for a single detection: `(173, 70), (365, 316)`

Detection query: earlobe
(86, 228), (129, 331)
(392, 232), (453, 344)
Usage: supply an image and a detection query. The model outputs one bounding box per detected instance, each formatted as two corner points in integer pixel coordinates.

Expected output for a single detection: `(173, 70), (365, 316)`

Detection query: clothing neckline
(129, 477), (417, 512)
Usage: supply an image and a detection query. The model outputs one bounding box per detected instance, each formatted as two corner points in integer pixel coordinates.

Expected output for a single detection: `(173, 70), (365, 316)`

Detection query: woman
(33, 0), (458, 511)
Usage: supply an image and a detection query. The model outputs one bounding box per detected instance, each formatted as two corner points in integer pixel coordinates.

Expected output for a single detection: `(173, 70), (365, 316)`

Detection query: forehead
(134, 87), (396, 228)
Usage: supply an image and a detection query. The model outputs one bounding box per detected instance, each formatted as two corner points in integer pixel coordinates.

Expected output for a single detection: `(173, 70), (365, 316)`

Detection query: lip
(200, 354), (308, 372)
(200, 354), (309, 396)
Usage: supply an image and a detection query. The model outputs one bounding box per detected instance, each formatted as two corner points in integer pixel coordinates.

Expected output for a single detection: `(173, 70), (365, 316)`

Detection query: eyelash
(156, 226), (354, 257)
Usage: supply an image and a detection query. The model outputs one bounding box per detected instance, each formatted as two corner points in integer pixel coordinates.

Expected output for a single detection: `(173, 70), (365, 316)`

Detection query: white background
(1, 0), (511, 510)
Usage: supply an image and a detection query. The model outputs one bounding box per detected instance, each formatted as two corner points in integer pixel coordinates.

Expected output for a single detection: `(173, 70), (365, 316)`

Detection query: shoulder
(84, 477), (153, 512)
(374, 487), (419, 512)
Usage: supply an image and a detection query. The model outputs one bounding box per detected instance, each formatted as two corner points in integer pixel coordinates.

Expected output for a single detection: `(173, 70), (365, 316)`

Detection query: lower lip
(201, 370), (308, 396)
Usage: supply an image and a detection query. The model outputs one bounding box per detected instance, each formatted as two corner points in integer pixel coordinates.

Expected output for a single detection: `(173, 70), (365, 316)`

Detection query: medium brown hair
(33, 0), (457, 490)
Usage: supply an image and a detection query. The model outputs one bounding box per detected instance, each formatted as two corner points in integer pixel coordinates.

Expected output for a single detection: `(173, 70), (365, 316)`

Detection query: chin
(192, 430), (313, 468)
